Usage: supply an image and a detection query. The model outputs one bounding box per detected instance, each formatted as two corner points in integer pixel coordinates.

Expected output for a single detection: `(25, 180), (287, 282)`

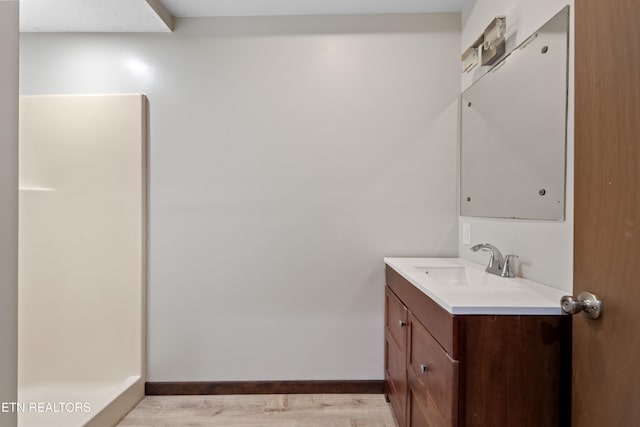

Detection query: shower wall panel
(18, 95), (147, 425)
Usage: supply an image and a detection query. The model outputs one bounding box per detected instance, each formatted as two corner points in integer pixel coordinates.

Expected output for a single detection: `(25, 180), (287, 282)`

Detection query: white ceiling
(160, 0), (466, 18)
(20, 0), (466, 32)
(20, 0), (172, 32)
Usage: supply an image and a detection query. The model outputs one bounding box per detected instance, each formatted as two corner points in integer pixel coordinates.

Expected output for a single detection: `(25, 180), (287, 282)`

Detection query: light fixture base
(481, 16), (507, 66)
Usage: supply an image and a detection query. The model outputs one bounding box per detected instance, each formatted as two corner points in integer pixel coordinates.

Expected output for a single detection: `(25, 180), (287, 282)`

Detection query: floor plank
(117, 394), (397, 426)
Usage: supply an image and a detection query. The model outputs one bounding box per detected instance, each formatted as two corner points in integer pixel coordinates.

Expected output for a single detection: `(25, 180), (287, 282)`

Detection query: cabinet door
(385, 287), (408, 425)
(407, 313), (458, 427)
(386, 286), (408, 351)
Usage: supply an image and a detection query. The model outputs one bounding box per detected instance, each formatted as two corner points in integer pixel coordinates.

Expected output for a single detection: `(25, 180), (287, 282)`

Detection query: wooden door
(574, 0), (640, 425)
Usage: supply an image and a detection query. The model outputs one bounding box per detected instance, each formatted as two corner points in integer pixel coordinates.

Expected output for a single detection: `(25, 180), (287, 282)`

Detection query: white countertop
(384, 257), (567, 315)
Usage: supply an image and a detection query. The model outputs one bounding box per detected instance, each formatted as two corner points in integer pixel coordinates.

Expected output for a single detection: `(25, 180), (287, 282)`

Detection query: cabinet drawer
(408, 313), (458, 426)
(386, 287), (408, 351)
(408, 380), (446, 427)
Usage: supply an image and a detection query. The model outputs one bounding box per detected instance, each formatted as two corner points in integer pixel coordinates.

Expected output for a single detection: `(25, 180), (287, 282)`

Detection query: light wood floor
(117, 394), (397, 426)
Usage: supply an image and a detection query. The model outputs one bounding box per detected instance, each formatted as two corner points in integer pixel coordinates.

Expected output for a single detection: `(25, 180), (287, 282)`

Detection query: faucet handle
(501, 255), (518, 278)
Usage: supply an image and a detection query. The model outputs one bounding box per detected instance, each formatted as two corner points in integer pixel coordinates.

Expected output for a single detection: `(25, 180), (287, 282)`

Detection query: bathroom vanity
(384, 258), (570, 427)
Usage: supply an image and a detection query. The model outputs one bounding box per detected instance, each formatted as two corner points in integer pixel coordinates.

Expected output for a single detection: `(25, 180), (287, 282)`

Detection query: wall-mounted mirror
(460, 6), (569, 220)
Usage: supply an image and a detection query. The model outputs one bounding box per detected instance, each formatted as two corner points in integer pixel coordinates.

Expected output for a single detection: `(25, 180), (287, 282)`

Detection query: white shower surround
(18, 94), (147, 426)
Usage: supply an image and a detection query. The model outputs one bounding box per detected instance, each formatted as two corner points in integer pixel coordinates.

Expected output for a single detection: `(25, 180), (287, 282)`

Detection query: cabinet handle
(419, 363), (429, 374)
(398, 320), (406, 328)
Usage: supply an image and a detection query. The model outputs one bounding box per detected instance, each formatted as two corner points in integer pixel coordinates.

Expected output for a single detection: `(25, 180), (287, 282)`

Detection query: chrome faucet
(470, 243), (517, 278)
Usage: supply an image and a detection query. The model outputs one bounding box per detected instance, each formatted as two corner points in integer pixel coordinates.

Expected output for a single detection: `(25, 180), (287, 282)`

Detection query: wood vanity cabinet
(384, 265), (571, 427)
(385, 286), (409, 425)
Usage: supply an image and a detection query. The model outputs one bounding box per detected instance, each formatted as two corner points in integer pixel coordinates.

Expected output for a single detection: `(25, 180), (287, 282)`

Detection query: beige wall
(0, 1), (19, 426)
(459, 0), (574, 292)
(21, 13), (461, 381)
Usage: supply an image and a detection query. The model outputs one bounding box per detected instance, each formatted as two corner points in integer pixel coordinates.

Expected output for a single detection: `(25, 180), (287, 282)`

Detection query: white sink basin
(416, 265), (500, 287)
(415, 266), (468, 283)
(385, 257), (566, 315)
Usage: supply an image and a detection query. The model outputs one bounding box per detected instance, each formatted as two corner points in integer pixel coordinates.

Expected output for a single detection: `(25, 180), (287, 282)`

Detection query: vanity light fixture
(462, 16), (507, 72)
(482, 16), (507, 65)
(461, 46), (479, 72)
(461, 36), (482, 73)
